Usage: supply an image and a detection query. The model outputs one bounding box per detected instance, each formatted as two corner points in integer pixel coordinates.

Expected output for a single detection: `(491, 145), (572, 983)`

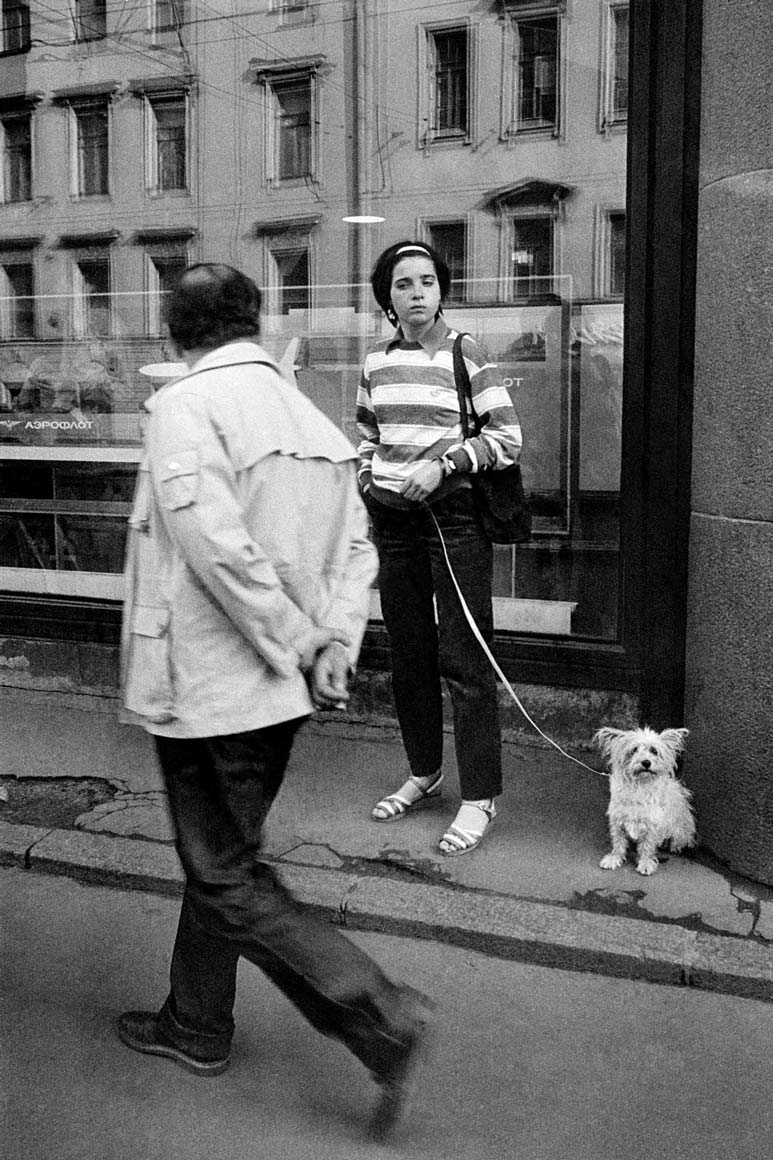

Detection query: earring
(386, 307), (398, 326)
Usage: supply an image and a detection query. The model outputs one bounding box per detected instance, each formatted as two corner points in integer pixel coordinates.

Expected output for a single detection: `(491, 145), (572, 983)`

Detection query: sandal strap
(407, 772), (443, 797)
(372, 793), (413, 819)
(372, 772), (443, 820)
(439, 801), (496, 851)
(439, 824), (478, 852)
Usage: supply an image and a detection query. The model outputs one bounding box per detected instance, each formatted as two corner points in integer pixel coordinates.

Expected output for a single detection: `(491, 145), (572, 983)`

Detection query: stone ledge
(3, 822), (770, 1004)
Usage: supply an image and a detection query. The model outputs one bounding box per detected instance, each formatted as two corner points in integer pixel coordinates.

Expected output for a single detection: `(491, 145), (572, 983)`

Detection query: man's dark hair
(370, 240), (451, 319)
(164, 264), (262, 351)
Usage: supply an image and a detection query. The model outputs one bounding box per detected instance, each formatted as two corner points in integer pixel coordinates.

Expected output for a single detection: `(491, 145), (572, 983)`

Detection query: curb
(2, 820), (771, 1004)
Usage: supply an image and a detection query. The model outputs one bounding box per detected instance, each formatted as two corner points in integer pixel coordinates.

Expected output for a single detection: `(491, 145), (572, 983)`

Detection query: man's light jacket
(120, 341), (377, 738)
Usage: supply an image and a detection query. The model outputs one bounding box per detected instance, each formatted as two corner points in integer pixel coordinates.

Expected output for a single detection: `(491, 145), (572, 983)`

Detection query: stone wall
(684, 0), (773, 883)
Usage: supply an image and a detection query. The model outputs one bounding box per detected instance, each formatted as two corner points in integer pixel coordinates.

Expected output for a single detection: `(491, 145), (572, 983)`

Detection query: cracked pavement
(1, 691), (771, 994)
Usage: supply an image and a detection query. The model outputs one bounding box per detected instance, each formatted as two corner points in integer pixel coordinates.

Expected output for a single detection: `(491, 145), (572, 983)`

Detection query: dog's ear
(661, 727), (689, 754)
(594, 727), (624, 756)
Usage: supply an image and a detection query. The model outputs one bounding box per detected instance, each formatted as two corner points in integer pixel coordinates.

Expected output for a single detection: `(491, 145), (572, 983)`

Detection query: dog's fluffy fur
(594, 726), (696, 876)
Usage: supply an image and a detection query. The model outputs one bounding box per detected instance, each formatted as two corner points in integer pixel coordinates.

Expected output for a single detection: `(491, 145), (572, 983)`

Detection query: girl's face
(389, 256), (442, 336)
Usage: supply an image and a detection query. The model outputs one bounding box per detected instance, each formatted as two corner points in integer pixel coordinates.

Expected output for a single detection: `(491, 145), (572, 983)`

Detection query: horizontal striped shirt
(356, 321), (522, 504)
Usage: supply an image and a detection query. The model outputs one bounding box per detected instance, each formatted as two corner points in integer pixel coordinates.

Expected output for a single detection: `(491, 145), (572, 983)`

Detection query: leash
(429, 510), (608, 779)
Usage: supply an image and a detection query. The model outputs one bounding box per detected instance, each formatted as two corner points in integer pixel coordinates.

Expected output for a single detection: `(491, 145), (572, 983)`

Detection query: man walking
(118, 264), (429, 1139)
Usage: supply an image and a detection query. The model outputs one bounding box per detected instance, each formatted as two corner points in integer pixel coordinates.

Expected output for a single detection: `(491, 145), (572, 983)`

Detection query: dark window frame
(510, 213), (554, 299)
(429, 26), (469, 139)
(513, 13), (559, 133)
(75, 254), (112, 337)
(74, 100), (109, 196)
(608, 211), (626, 298)
(75, 0), (107, 43)
(1, 1), (31, 55)
(426, 220), (467, 303)
(153, 0), (184, 34)
(610, 4), (630, 124)
(1, 110), (32, 202)
(1, 258), (35, 338)
(150, 95), (188, 192)
(272, 75), (312, 181)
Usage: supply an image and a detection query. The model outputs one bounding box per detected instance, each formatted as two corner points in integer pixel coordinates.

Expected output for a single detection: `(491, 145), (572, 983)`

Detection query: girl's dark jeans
(367, 488), (502, 800)
(153, 723), (415, 1072)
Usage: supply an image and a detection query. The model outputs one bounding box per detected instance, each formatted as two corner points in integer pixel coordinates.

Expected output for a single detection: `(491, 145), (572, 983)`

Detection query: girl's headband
(394, 244), (431, 258)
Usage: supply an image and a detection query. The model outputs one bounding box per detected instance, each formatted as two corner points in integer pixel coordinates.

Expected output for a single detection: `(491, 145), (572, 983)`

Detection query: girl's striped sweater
(356, 322), (522, 508)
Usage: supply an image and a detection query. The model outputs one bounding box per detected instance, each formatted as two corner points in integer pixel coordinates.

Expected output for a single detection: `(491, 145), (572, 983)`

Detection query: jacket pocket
(158, 449), (199, 510)
(123, 604), (176, 724)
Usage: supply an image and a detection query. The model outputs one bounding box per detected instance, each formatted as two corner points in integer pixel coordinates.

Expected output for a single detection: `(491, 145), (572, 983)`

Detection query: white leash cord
(429, 510), (608, 779)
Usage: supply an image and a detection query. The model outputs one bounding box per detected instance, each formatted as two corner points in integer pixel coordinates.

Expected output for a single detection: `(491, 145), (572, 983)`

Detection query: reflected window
(75, 0), (106, 42)
(428, 27), (468, 139)
(271, 248), (310, 314)
(73, 101), (109, 196)
(426, 221), (467, 303)
(270, 0), (308, 18)
(511, 216), (553, 298)
(74, 256), (111, 337)
(153, 0), (184, 33)
(272, 77), (312, 180)
(2, 2), (30, 53)
(514, 15), (558, 132)
(149, 96), (187, 192)
(1, 111), (31, 202)
(0, 260), (34, 338)
(147, 250), (187, 335)
(605, 4), (629, 126)
(608, 211), (626, 297)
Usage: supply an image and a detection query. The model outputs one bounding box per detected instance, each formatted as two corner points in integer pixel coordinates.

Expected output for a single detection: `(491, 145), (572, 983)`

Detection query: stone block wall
(684, 0), (773, 883)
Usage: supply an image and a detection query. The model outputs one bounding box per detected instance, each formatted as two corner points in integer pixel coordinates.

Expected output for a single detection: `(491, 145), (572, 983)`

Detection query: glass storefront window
(0, 0), (630, 647)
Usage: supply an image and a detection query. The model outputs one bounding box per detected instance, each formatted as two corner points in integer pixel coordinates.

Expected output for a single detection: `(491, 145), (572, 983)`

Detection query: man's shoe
(117, 1010), (230, 1077)
(367, 991), (434, 1142)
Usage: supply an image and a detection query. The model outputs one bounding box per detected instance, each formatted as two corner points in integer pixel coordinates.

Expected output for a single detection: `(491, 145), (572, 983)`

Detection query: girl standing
(357, 241), (523, 856)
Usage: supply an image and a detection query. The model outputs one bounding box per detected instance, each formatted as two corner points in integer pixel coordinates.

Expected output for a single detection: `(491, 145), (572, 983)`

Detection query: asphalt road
(2, 866), (771, 1160)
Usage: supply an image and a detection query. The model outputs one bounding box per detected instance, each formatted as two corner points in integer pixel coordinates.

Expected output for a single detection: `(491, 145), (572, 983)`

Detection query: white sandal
(372, 773), (444, 822)
(438, 799), (497, 856)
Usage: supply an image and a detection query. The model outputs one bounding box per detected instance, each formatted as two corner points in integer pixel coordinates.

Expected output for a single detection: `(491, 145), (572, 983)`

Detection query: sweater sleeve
(355, 361), (379, 490)
(459, 335), (523, 471)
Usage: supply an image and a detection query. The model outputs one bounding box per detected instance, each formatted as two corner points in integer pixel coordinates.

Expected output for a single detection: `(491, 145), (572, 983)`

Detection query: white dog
(594, 726), (696, 876)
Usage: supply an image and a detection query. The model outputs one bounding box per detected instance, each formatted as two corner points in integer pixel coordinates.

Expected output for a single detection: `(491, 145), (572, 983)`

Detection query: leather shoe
(117, 1010), (230, 1077)
(367, 989), (434, 1142)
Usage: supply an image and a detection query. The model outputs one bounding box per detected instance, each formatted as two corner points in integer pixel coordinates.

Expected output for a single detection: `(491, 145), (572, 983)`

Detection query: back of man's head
(165, 263), (262, 353)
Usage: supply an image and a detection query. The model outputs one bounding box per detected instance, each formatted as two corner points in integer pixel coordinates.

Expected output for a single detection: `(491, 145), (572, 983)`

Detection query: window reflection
(0, 0), (629, 641)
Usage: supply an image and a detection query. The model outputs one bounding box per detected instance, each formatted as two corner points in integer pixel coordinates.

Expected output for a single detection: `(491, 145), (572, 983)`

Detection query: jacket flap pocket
(159, 449), (199, 510)
(132, 604), (170, 638)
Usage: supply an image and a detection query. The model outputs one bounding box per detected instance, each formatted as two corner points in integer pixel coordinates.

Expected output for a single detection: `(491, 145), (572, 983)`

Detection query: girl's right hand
(399, 459), (445, 503)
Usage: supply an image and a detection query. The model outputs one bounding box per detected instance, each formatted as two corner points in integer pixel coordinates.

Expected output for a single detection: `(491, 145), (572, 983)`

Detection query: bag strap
(452, 332), (486, 439)
(452, 332), (471, 439)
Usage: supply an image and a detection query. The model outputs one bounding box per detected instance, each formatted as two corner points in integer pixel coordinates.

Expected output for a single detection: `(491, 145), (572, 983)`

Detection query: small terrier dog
(594, 726), (696, 876)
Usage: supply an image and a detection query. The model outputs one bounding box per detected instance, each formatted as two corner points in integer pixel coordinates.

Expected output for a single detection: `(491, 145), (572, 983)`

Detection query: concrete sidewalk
(1, 702), (771, 1002)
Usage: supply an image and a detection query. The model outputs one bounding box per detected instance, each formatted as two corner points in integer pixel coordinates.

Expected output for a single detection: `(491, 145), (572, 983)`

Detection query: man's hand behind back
(308, 639), (352, 710)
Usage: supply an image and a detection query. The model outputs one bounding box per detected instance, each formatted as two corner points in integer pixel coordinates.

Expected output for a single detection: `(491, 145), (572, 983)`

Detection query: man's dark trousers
(154, 721), (409, 1073)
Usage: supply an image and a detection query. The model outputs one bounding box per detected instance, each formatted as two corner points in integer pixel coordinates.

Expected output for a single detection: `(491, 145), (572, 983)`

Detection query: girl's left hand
(399, 459), (445, 503)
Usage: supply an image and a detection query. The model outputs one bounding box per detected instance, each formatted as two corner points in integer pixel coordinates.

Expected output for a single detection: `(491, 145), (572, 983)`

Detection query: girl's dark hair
(164, 263), (261, 351)
(370, 240), (451, 321)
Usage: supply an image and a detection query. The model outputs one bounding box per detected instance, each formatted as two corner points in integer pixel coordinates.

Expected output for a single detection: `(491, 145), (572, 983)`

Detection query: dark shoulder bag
(452, 332), (532, 544)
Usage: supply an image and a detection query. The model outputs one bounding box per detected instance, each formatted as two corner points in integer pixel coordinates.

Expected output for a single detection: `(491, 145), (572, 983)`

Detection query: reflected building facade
(0, 0), (629, 645)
